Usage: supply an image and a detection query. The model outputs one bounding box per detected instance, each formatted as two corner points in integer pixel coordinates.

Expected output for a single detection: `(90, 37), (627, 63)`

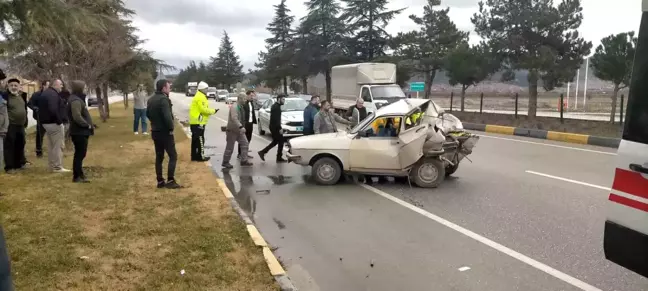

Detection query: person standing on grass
(146, 79), (182, 189)
(302, 95), (320, 136)
(222, 93), (253, 169)
(40, 79), (70, 173)
(258, 94), (287, 163)
(0, 93), (8, 173)
(27, 80), (49, 158)
(133, 84), (148, 135)
(67, 80), (94, 183)
(189, 81), (218, 162)
(237, 90), (256, 160)
(60, 86), (72, 151)
(1, 79), (28, 173)
(0, 225), (14, 291)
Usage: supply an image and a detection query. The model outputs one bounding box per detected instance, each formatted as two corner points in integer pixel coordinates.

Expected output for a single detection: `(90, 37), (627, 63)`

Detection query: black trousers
(152, 131), (177, 182)
(71, 135), (89, 179)
(190, 125), (205, 161)
(0, 226), (13, 291)
(260, 130), (284, 159)
(35, 121), (45, 156)
(238, 122), (253, 157)
(3, 125), (26, 171)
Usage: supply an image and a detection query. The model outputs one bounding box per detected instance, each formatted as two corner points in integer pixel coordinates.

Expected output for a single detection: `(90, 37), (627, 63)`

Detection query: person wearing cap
(189, 81), (218, 162)
(258, 94), (287, 163)
(1, 78), (28, 173)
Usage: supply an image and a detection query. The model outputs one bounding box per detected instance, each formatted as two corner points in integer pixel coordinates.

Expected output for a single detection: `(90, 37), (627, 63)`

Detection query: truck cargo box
(331, 63), (397, 106)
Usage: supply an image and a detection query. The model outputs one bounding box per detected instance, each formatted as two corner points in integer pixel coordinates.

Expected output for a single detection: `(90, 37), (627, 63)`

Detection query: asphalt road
(170, 93), (647, 291)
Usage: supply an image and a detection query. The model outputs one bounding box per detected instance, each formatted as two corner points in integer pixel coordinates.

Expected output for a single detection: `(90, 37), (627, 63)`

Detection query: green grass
(0, 103), (278, 290)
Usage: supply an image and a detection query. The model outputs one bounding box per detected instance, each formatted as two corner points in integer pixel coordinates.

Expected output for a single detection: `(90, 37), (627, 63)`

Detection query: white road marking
(525, 171), (611, 191)
(458, 266), (471, 272)
(477, 134), (617, 156)
(360, 184), (602, 291)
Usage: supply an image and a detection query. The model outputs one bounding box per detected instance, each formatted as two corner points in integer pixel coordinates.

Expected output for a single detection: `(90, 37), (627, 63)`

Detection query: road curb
(178, 123), (297, 291)
(463, 122), (621, 148)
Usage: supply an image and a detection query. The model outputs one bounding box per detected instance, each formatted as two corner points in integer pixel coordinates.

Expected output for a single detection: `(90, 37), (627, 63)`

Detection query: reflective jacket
(189, 91), (216, 125)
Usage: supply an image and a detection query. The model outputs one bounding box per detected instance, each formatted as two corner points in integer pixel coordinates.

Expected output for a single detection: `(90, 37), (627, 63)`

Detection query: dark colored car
(87, 95), (99, 107)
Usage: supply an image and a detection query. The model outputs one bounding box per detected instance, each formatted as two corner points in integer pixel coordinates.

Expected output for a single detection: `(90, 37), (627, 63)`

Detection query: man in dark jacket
(302, 95), (320, 135)
(27, 80), (49, 157)
(0, 225), (13, 291)
(67, 80), (93, 183)
(258, 94), (287, 163)
(147, 79), (181, 189)
(40, 79), (69, 172)
(237, 90), (256, 160)
(2, 78), (28, 173)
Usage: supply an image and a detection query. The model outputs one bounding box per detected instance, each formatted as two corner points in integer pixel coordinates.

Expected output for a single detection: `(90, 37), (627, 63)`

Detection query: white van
(603, 0), (648, 278)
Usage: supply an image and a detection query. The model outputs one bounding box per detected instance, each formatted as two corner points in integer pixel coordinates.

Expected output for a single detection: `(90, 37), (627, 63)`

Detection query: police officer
(189, 81), (218, 162)
(258, 94), (287, 163)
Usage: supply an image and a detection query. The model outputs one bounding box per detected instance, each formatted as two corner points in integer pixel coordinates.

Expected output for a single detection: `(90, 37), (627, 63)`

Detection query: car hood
(281, 111), (303, 122)
(289, 131), (352, 150)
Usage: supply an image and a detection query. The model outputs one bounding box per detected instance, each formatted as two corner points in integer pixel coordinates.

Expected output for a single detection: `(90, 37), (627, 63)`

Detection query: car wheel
(445, 163), (459, 177)
(258, 122), (265, 135)
(410, 157), (445, 188)
(311, 157), (342, 185)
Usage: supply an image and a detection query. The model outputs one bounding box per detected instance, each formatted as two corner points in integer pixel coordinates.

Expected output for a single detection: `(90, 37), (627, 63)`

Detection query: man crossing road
(189, 81), (218, 162)
(222, 93), (253, 169)
(258, 94), (287, 163)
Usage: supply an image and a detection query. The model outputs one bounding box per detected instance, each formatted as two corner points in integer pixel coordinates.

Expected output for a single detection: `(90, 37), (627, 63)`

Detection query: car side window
(623, 49), (648, 144)
(361, 87), (371, 102)
(365, 117), (400, 137)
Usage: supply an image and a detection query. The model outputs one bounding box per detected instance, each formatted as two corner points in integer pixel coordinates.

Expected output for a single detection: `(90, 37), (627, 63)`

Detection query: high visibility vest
(189, 91), (216, 125)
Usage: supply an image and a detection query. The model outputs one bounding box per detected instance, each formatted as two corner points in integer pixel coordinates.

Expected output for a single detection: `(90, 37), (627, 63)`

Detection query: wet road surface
(170, 93), (648, 291)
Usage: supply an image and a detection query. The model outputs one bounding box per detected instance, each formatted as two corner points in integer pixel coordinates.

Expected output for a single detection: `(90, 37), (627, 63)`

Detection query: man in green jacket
(1, 78), (28, 173)
(146, 79), (181, 189)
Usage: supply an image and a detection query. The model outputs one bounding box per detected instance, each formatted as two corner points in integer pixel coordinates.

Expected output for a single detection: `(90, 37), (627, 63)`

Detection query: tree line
(0, 0), (169, 121)
(171, 31), (245, 92)
(168, 0), (637, 121)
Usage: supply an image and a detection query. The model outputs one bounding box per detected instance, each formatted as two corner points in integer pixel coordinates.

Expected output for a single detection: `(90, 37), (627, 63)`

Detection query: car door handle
(629, 163), (648, 175)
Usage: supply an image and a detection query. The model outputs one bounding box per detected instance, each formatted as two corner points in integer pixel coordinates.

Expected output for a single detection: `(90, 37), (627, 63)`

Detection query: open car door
(398, 108), (429, 169)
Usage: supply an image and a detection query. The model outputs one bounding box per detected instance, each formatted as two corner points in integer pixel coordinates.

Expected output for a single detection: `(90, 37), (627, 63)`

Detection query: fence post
(479, 92), (484, 114)
(558, 93), (565, 123)
(620, 94), (625, 125)
(514, 93), (519, 119)
(449, 92), (454, 112)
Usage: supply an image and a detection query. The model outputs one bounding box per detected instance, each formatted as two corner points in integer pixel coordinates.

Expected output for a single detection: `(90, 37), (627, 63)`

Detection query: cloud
(127, 0), (640, 72)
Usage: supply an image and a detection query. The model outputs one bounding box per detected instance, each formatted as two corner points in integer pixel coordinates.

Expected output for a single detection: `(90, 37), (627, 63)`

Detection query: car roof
(374, 99), (429, 117)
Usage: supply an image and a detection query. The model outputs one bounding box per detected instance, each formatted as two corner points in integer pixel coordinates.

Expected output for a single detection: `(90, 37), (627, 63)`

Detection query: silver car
(257, 97), (308, 137)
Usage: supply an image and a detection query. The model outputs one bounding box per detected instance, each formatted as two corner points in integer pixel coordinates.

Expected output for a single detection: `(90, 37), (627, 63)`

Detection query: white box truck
(186, 82), (198, 96)
(331, 63), (407, 114)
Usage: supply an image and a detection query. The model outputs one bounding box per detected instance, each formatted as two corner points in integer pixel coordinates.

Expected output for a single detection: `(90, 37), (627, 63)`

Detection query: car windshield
(282, 99), (308, 112)
(350, 112), (375, 134)
(228, 93), (238, 97)
(207, 88), (216, 92)
(217, 90), (228, 95)
(257, 94), (271, 100)
(371, 85), (407, 103)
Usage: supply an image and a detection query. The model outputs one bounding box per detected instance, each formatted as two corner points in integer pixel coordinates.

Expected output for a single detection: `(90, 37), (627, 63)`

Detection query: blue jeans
(133, 109), (148, 133)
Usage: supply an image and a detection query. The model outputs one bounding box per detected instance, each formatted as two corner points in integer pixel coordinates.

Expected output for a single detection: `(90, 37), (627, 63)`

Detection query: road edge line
(463, 122), (620, 148)
(177, 121), (297, 291)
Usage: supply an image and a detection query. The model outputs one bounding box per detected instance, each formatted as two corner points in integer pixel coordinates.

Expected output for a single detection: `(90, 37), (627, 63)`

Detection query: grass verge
(0, 103), (278, 290)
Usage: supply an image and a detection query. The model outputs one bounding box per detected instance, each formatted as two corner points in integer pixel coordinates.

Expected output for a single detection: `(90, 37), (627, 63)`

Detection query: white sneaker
(53, 168), (71, 173)
(143, 132), (149, 135)
(134, 132), (139, 135)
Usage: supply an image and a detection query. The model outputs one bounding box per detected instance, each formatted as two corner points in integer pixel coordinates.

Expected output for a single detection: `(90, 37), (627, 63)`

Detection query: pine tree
(302, 0), (347, 100)
(210, 31), (244, 90)
(341, 0), (404, 61)
(263, 0), (295, 94)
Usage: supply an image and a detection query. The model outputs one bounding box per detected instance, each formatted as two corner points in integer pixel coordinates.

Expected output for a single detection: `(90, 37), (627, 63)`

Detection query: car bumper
(604, 220), (648, 277)
(286, 153), (303, 164)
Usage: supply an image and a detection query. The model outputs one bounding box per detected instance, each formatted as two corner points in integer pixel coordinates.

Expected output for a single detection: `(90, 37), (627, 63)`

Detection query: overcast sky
(126, 0), (641, 73)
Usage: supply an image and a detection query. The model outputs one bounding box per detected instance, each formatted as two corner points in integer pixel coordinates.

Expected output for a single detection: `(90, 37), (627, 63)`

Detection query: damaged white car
(285, 99), (479, 188)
